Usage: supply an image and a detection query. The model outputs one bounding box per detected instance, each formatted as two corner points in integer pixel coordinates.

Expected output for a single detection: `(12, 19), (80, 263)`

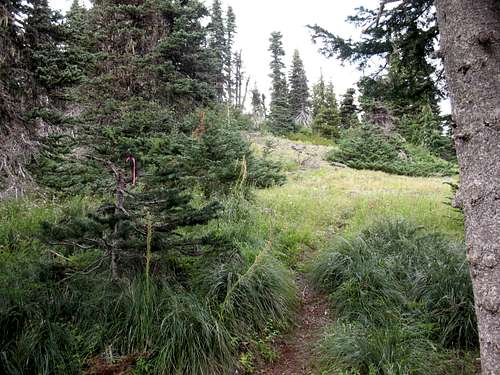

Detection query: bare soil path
(255, 274), (332, 375)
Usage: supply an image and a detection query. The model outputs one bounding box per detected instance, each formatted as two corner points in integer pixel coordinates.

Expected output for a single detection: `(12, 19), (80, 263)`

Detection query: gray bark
(435, 1), (500, 373)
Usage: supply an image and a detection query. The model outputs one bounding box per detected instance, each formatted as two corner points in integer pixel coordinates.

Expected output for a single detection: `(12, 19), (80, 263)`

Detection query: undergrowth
(0, 196), (296, 374)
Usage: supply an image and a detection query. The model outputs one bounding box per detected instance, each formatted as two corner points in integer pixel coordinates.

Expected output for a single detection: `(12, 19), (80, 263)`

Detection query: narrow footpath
(255, 274), (332, 375)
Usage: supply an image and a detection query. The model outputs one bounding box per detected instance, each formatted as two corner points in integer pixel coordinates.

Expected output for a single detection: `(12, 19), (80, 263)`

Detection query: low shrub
(166, 115), (286, 197)
(326, 126), (457, 177)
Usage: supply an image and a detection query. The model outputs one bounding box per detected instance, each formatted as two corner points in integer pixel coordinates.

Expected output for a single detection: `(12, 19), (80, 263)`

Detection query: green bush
(150, 111), (286, 197)
(311, 219), (478, 374)
(326, 126), (457, 177)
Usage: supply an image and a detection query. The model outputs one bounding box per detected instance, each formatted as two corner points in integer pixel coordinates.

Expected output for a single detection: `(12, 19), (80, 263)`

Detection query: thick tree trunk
(435, 1), (500, 373)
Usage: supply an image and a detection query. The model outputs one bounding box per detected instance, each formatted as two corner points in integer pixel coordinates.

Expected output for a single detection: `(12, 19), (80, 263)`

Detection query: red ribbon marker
(126, 156), (137, 186)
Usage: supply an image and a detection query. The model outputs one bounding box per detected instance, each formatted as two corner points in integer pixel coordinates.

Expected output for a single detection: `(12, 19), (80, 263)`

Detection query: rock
(331, 162), (348, 168)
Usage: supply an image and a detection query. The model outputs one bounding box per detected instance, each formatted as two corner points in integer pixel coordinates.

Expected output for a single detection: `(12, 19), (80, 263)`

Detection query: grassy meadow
(0, 134), (474, 374)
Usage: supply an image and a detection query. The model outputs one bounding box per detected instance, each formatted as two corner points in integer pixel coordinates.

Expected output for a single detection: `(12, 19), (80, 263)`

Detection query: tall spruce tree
(311, 73), (326, 119)
(288, 49), (310, 127)
(339, 88), (359, 128)
(34, 0), (217, 192)
(225, 6), (236, 105)
(64, 0), (93, 81)
(312, 81), (341, 138)
(268, 31), (293, 135)
(24, 0), (68, 99)
(208, 0), (226, 102)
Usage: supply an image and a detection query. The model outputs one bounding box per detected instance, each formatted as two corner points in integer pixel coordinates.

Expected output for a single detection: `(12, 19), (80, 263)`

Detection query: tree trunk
(435, 1), (500, 373)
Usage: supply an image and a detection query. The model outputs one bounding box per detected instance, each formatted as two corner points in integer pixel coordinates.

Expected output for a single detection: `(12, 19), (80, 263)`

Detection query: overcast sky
(49, 0), (381, 101)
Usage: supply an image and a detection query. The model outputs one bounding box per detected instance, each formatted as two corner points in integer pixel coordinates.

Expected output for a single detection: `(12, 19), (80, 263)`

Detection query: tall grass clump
(311, 219), (477, 374)
(108, 278), (234, 375)
(195, 248), (297, 340)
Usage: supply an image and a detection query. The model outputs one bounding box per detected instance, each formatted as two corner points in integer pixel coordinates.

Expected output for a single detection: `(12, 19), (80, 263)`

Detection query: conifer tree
(225, 6), (236, 104)
(311, 73), (325, 119)
(308, 0), (441, 117)
(64, 0), (92, 80)
(0, 0), (31, 198)
(268, 31), (293, 135)
(232, 50), (249, 109)
(312, 81), (341, 138)
(339, 88), (359, 128)
(288, 49), (310, 127)
(43, 161), (221, 281)
(251, 84), (265, 127)
(35, 0), (217, 192)
(208, 0), (226, 102)
(24, 0), (82, 100)
(1, 0), (77, 197)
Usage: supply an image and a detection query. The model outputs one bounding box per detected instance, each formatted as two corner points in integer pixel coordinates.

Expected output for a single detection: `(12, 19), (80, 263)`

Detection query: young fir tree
(268, 31), (293, 135)
(208, 0), (226, 102)
(312, 81), (341, 138)
(42, 160), (221, 281)
(288, 49), (310, 127)
(398, 104), (454, 160)
(339, 88), (359, 128)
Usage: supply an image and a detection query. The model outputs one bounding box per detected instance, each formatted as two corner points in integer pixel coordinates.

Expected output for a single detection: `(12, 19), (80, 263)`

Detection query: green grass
(248, 163), (470, 374)
(255, 167), (463, 241)
(0, 193), (298, 375)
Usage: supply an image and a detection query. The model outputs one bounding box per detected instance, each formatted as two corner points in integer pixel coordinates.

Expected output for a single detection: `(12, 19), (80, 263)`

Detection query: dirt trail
(255, 275), (332, 375)
(248, 133), (335, 375)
